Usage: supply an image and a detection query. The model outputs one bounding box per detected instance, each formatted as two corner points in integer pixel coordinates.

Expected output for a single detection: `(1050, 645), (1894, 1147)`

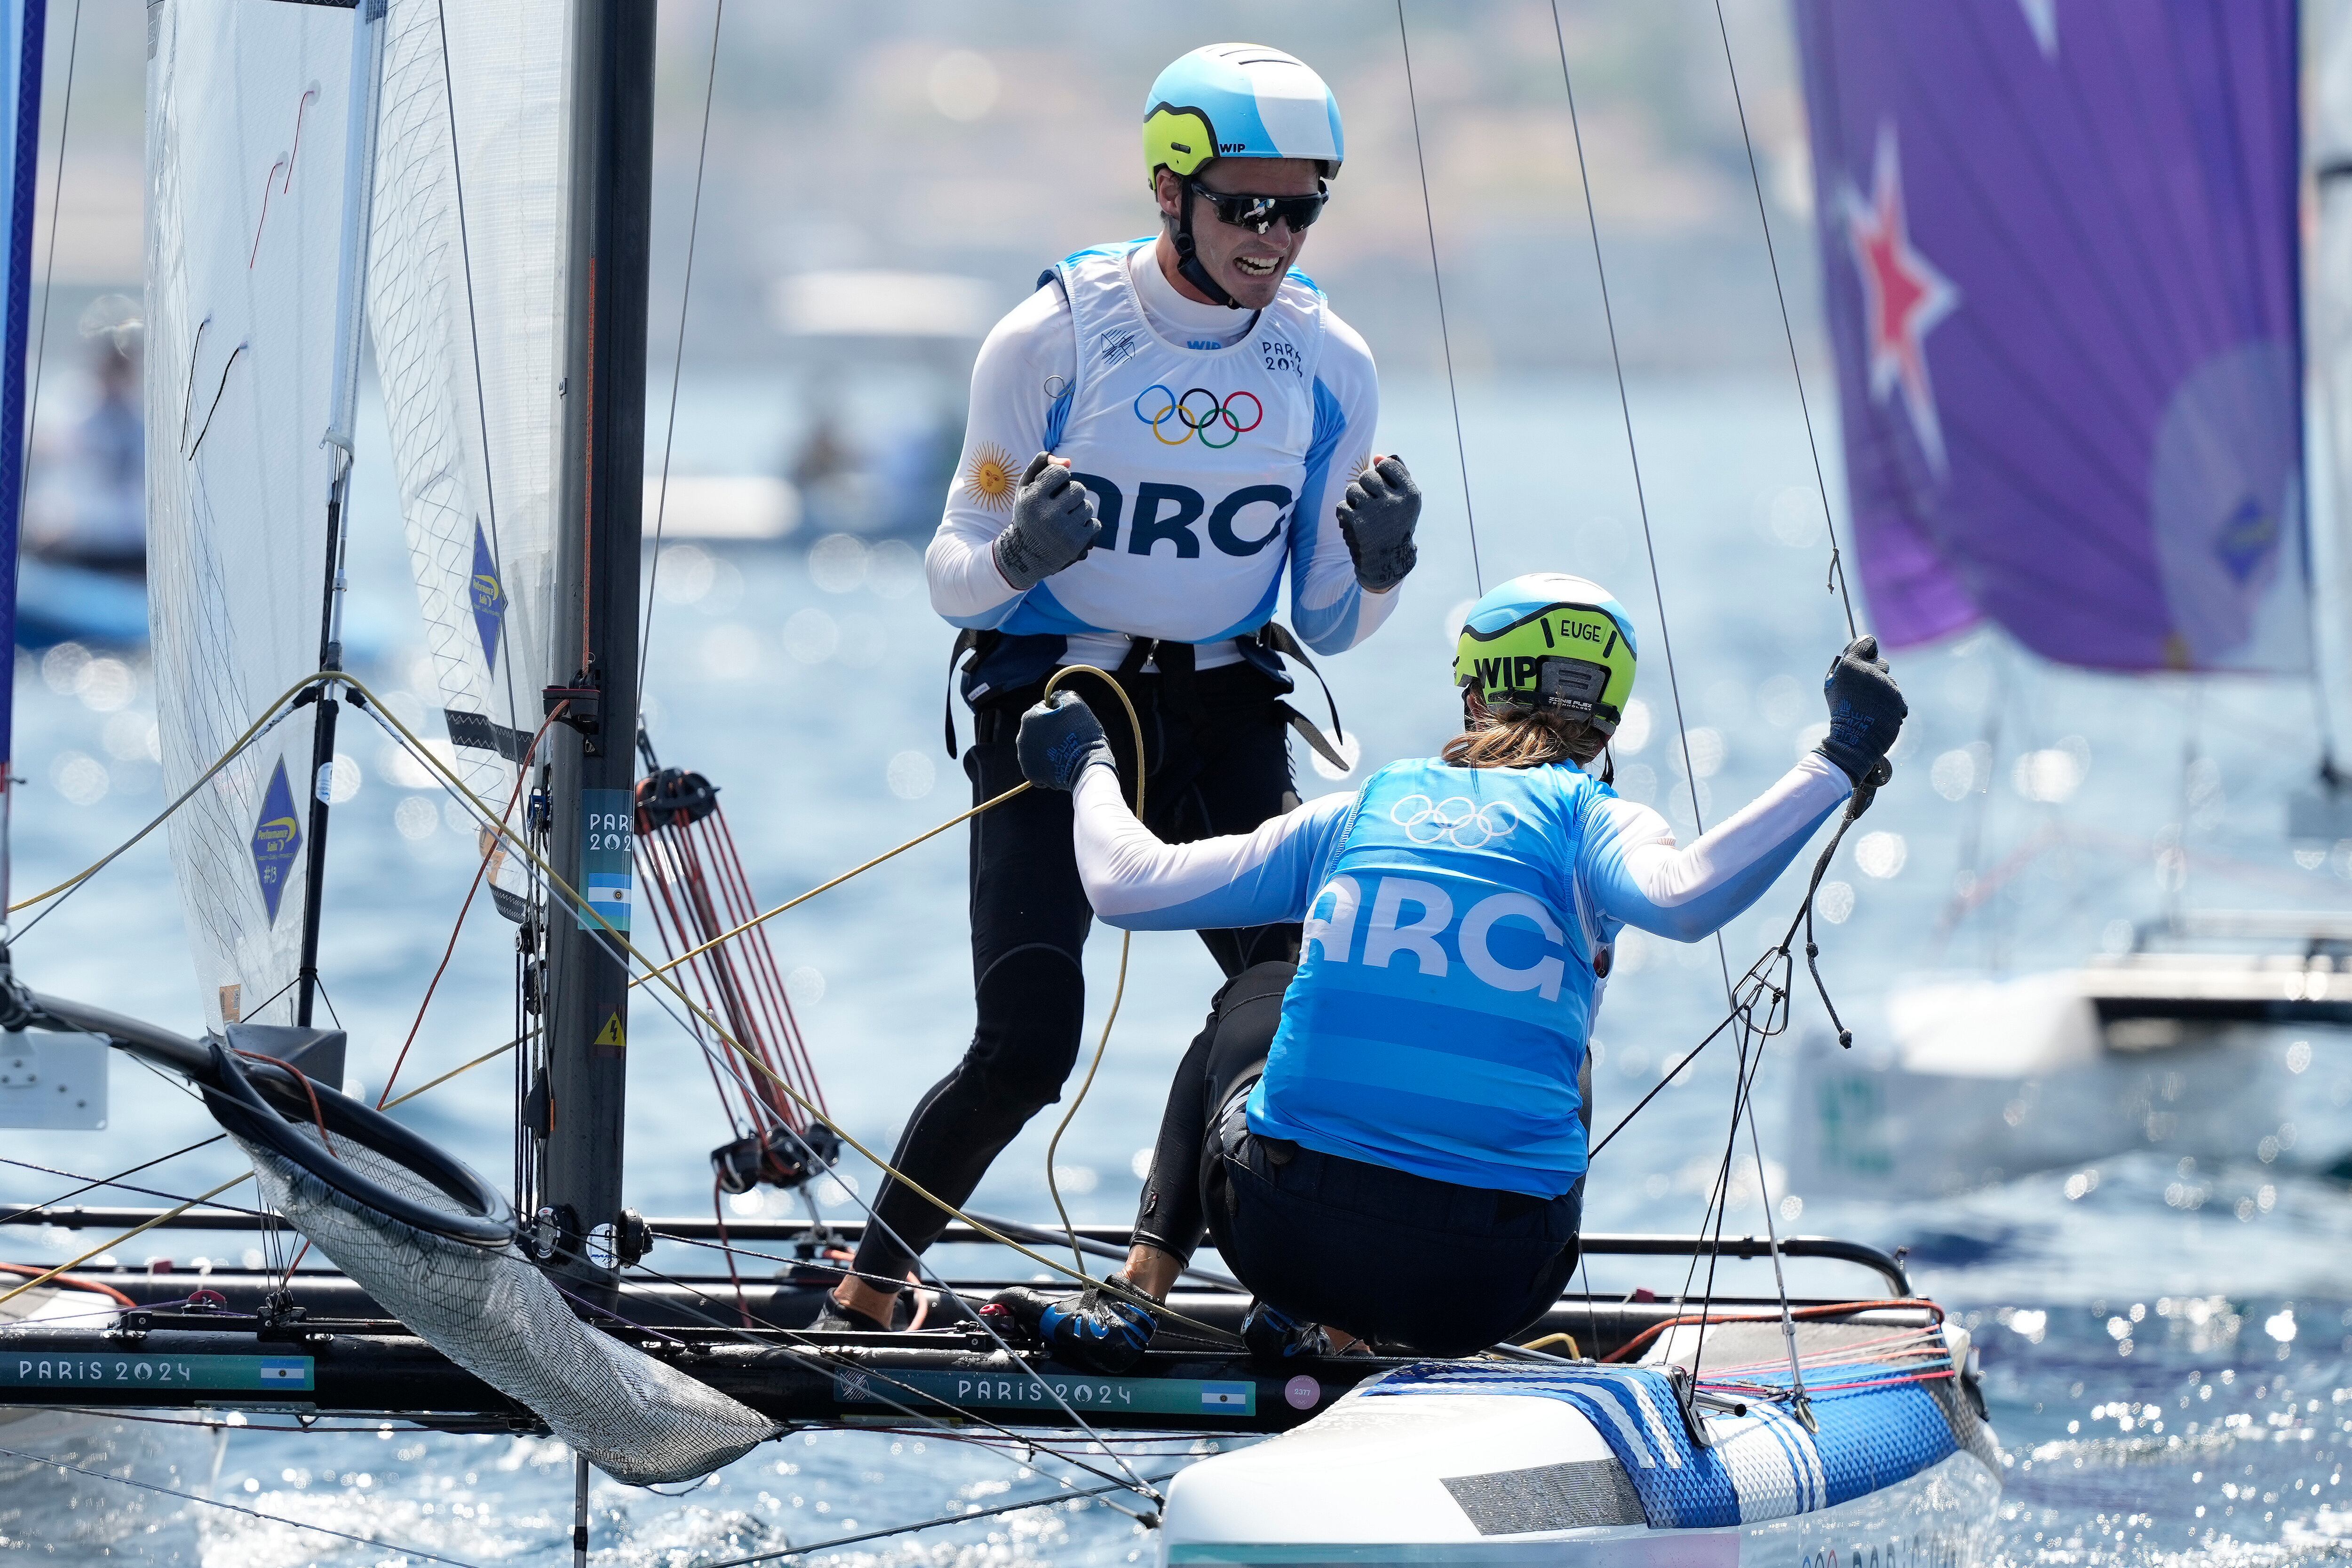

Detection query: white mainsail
(146, 0), (360, 1029)
(367, 0), (566, 889)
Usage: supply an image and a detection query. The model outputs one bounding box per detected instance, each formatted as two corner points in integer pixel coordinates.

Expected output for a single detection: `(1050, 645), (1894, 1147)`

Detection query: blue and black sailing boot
(1240, 1298), (1334, 1368)
(985, 1278), (1157, 1374)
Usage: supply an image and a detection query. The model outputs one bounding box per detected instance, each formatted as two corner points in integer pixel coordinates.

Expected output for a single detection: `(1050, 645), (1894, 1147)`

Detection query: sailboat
(1780, 0), (2352, 1199)
(0, 2), (2006, 1558)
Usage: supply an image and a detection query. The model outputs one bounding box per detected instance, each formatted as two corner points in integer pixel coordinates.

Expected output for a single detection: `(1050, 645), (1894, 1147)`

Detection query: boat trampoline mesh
(226, 1122), (778, 1484)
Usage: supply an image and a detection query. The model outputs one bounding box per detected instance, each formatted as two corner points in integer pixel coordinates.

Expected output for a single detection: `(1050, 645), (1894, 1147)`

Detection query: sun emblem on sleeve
(965, 443), (1019, 513)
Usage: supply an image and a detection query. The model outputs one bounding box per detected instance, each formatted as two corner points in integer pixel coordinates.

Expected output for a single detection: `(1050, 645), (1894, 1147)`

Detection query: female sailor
(993, 572), (1908, 1367)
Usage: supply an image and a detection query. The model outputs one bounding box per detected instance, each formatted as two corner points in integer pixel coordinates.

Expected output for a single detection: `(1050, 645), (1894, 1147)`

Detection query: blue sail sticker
(250, 758), (302, 924)
(469, 517), (507, 674)
(579, 788), (632, 934)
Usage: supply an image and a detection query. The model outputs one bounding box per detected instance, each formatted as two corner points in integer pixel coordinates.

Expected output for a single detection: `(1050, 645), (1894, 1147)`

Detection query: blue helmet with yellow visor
(1142, 44), (1344, 191)
(1452, 573), (1639, 736)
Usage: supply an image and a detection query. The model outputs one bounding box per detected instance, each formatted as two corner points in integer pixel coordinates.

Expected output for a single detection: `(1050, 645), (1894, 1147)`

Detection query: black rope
(1588, 786), (1877, 1162)
(1710, 0), (1858, 638)
(1393, 0), (1482, 592)
(0, 1154), (272, 1219)
(639, 0), (725, 694)
(621, 982), (1176, 1501)
(0, 1134), (224, 1226)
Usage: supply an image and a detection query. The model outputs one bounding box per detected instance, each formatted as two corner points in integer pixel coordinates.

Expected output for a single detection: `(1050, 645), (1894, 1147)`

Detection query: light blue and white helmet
(1142, 44), (1344, 192)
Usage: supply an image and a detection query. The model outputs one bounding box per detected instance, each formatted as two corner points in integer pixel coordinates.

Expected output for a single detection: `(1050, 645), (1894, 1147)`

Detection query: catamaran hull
(1167, 1457), (1994, 1561)
(1788, 973), (2352, 1198)
(1148, 1335), (1994, 1568)
(1160, 1393), (2000, 1567)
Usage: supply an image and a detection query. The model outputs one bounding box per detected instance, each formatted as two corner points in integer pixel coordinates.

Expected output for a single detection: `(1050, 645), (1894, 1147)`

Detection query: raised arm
(1015, 689), (1355, 930)
(1578, 755), (1851, 942)
(926, 285), (1078, 628)
(1072, 765), (1356, 931)
(1287, 315), (1406, 654)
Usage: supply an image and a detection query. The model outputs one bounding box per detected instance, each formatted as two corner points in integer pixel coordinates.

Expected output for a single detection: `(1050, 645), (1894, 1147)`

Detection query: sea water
(2, 371), (2348, 1563)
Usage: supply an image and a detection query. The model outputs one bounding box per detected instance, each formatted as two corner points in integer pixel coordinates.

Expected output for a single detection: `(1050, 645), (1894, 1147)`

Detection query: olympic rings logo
(1390, 794), (1521, 849)
(1133, 384), (1263, 449)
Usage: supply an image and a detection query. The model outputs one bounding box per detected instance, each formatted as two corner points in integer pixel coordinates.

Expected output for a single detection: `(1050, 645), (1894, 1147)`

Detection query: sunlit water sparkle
(5, 373), (2350, 1563)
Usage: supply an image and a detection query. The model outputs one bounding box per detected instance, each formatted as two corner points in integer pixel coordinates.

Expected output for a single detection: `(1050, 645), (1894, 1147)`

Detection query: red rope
(1600, 1299), (1945, 1365)
(633, 786), (831, 1174)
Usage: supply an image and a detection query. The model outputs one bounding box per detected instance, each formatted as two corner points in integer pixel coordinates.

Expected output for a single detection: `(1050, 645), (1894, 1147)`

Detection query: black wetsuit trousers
(1136, 960), (1586, 1359)
(852, 662), (1300, 1288)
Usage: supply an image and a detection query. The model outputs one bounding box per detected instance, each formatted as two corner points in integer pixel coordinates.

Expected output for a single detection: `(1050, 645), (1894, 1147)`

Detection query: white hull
(1164, 1449), (1999, 1567)
(1160, 1323), (2001, 1566)
(1788, 970), (2351, 1198)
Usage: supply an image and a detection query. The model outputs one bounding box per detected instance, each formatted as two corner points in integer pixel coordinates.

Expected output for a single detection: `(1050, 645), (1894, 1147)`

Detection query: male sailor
(820, 44), (1421, 1331)
(993, 575), (1908, 1366)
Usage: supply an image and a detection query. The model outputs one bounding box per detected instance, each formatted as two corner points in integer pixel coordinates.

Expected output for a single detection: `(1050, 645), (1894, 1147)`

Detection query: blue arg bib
(1248, 759), (1606, 1197)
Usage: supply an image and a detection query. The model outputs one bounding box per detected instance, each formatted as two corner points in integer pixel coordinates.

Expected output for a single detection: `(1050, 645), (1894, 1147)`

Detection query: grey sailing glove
(992, 453), (1101, 592)
(1016, 690), (1114, 792)
(1336, 455), (1421, 593)
(1814, 634), (1908, 785)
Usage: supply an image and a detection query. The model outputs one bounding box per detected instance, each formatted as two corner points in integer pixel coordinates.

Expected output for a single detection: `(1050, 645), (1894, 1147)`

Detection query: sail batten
(1797, 0), (2307, 673)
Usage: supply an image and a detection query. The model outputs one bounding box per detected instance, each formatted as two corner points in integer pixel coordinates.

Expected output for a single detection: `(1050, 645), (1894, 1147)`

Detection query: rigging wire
(607, 1252), (1155, 1496)
(609, 949), (1175, 1497)
(0, 1173), (248, 1308)
(0, 1443), (486, 1568)
(7, 674), (318, 923)
(0, 1134), (224, 1226)
(1548, 0), (1864, 1402)
(639, 0), (725, 694)
(9, 667), (1176, 1361)
(376, 706), (564, 1106)
(0, 1155), (272, 1219)
(687, 1469), (1185, 1568)
(15, 0), (81, 530)
(1710, 0), (1857, 638)
(1393, 0), (1482, 592)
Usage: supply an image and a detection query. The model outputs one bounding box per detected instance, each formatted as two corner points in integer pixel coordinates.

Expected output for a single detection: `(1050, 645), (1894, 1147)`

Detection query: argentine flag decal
(258, 1359), (311, 1385)
(1200, 1382), (1251, 1410)
(586, 874), (633, 931)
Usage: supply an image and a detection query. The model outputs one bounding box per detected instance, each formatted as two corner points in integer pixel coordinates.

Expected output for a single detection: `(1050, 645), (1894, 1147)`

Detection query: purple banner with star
(1795, 0), (2306, 672)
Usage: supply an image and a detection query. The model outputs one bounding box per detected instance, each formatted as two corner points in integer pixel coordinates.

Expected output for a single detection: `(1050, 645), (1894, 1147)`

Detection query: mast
(0, 0), (46, 948)
(294, 0), (387, 1026)
(540, 0), (654, 1281)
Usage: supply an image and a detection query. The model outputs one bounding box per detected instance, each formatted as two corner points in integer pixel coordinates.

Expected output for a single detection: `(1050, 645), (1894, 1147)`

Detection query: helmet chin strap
(1172, 180), (1244, 310)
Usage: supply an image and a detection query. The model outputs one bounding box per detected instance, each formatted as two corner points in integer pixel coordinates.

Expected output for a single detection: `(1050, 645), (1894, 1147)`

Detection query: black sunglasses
(1188, 181), (1328, 234)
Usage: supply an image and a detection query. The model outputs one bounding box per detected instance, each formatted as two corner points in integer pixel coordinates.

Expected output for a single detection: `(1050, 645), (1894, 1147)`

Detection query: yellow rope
(346, 667), (1204, 1315)
(0, 1174), (249, 1310)
(630, 786), (1028, 990)
(7, 664), (1200, 1325)
(9, 670), (343, 914)
(381, 1034), (521, 1110)
(1033, 666), (1147, 1282)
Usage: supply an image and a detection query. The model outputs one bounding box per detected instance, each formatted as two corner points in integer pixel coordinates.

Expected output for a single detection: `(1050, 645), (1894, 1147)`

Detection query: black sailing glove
(1016, 690), (1114, 792)
(992, 453), (1102, 592)
(1815, 634), (1909, 785)
(1336, 455), (1421, 593)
